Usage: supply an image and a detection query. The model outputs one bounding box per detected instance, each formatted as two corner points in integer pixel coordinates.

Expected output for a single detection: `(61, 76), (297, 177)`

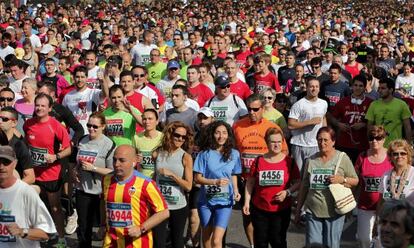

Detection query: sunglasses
(219, 85), (230, 89)
(0, 97), (13, 102)
(240, 43), (248, 46)
(103, 33), (111, 36)
(86, 124), (100, 129)
(312, 66), (320, 69)
(368, 136), (384, 142)
(279, 53), (287, 56)
(392, 152), (408, 157)
(248, 107), (261, 112)
(0, 158), (13, 165)
(0, 116), (15, 122)
(173, 132), (187, 139)
(133, 74), (145, 78)
(264, 96), (273, 100)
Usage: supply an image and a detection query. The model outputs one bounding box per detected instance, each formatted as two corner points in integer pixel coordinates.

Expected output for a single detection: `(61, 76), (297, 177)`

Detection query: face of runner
(329, 68), (340, 82)
(187, 68), (199, 84)
(225, 62), (237, 79)
(197, 114), (213, 129)
(21, 82), (36, 99)
(0, 156), (16, 183)
(306, 79), (320, 98)
(351, 80), (365, 98)
(172, 127), (187, 149)
(267, 133), (283, 154)
(317, 131), (335, 154)
(295, 65), (304, 79)
(110, 88), (125, 110)
(380, 209), (411, 248)
(120, 75), (135, 93)
(0, 91), (15, 108)
(113, 146), (136, 181)
(0, 110), (16, 133)
(247, 100), (263, 123)
(74, 71), (88, 90)
(132, 68), (147, 88)
(34, 96), (52, 118)
(263, 91), (274, 108)
(85, 53), (97, 69)
(87, 117), (105, 139)
(171, 88), (186, 108)
(214, 124), (228, 147)
(378, 83), (392, 99)
(142, 111), (158, 131)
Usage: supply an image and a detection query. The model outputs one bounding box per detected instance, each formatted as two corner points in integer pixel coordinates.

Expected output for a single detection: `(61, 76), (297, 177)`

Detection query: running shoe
(65, 209), (78, 235)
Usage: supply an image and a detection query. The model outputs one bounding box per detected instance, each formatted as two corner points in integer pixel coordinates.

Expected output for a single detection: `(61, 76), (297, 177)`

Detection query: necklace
(390, 167), (408, 199)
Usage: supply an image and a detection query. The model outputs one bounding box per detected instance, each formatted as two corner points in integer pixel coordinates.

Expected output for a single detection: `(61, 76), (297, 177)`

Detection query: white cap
(198, 107), (214, 118)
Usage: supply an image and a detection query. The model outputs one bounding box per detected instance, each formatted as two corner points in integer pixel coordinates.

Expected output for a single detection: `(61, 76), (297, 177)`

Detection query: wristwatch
(56, 153), (61, 160)
(92, 166), (97, 172)
(21, 228), (29, 238)
(286, 189), (292, 197)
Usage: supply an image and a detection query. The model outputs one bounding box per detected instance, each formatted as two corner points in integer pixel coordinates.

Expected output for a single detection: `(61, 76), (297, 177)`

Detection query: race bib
(364, 176), (381, 193)
(77, 150), (98, 164)
(211, 106), (228, 121)
(141, 151), (155, 171)
(106, 202), (133, 228)
(142, 55), (151, 65)
(259, 170), (284, 186)
(325, 91), (341, 106)
(87, 78), (101, 89)
(383, 179), (408, 199)
(0, 214), (16, 242)
(256, 84), (267, 93)
(310, 168), (333, 190)
(106, 119), (124, 136)
(241, 153), (260, 174)
(29, 146), (48, 167)
(158, 180), (181, 205)
(205, 185), (229, 200)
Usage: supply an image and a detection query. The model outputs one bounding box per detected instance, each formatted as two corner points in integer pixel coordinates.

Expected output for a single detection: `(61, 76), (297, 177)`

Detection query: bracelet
(140, 226), (147, 234)
(93, 166), (97, 172)
(56, 153), (61, 160)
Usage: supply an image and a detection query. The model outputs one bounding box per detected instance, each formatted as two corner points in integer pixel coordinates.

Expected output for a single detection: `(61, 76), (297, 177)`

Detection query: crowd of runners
(1, 0), (414, 248)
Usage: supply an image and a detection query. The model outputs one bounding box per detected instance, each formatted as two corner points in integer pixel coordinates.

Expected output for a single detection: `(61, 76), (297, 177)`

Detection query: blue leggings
(198, 204), (233, 229)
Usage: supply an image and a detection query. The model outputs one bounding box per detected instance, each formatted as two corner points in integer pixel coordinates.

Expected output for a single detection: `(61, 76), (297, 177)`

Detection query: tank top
(155, 148), (187, 210)
(345, 62), (361, 79)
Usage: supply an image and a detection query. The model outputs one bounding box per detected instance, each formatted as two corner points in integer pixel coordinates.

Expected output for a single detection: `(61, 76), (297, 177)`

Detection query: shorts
(198, 204), (233, 229)
(36, 179), (63, 193)
(189, 186), (200, 210)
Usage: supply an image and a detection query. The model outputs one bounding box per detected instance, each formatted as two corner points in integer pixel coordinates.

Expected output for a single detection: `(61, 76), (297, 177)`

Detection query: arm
(242, 176), (255, 215)
(22, 168), (35, 185)
(142, 95), (155, 110)
(403, 118), (412, 144)
(6, 224), (49, 241)
(194, 173), (228, 186)
(288, 117), (322, 130)
(46, 146), (72, 164)
(128, 209), (170, 238)
(158, 153), (193, 192)
(232, 174), (240, 202)
(58, 105), (85, 145)
(80, 161), (113, 176)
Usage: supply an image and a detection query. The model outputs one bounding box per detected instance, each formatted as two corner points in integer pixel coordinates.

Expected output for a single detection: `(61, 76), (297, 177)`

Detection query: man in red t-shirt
(226, 61), (252, 100)
(187, 65), (214, 107)
(24, 93), (71, 243)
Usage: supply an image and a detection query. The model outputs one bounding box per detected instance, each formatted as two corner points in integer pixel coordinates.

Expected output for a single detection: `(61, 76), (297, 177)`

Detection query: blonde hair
(22, 78), (38, 91)
(388, 139), (413, 166)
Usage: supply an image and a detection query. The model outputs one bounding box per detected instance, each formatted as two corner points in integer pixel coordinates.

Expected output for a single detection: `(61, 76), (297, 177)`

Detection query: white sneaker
(65, 209), (78, 235)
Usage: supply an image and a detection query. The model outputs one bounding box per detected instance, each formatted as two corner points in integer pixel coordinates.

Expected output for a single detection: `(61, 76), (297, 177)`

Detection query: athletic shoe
(65, 209), (78, 235)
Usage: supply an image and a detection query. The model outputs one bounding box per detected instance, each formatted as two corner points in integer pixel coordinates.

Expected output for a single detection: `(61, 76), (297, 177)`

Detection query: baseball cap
(0, 146), (16, 161)
(198, 107), (214, 118)
(214, 75), (230, 87)
(167, 60), (180, 70)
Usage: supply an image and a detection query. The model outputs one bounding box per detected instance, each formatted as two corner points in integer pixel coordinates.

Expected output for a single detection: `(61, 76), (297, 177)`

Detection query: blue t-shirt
(194, 149), (242, 206)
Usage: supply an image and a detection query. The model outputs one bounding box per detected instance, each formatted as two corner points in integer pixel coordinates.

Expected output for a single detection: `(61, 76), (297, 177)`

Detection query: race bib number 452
(310, 168), (333, 190)
(106, 202), (132, 228)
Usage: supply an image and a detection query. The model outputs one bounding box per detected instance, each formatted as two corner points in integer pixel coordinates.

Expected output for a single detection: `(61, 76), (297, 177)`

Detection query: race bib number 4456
(310, 169), (333, 190)
(106, 202), (132, 228)
(259, 170), (284, 186)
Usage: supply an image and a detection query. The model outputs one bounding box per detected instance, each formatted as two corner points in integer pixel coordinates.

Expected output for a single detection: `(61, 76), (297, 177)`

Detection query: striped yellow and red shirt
(102, 171), (167, 248)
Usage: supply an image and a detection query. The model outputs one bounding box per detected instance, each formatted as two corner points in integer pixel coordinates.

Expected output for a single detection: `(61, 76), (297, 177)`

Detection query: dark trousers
(251, 206), (291, 248)
(154, 206), (188, 248)
(75, 190), (100, 248)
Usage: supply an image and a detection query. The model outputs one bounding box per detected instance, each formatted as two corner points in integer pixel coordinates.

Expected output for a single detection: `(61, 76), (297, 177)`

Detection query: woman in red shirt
(242, 127), (300, 248)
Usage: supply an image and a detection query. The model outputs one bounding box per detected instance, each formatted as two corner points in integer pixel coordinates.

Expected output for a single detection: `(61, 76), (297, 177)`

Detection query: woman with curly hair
(194, 120), (242, 248)
(153, 121), (194, 248)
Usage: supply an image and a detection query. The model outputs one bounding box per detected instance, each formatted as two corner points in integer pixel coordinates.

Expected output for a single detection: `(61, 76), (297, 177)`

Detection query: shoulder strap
(106, 140), (116, 160)
(334, 152), (345, 175)
(207, 96), (214, 107)
(232, 94), (239, 109)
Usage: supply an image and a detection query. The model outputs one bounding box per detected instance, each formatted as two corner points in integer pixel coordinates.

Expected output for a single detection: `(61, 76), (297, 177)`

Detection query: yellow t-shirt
(133, 131), (163, 178)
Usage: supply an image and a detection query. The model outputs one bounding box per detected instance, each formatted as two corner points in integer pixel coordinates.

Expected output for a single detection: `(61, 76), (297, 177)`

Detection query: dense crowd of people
(1, 0), (414, 248)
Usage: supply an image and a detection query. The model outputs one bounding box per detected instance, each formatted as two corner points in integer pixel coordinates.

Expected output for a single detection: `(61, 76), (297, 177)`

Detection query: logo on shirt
(128, 186), (136, 196)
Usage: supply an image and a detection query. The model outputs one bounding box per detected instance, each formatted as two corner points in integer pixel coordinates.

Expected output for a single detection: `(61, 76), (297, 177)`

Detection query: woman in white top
(395, 62), (414, 97)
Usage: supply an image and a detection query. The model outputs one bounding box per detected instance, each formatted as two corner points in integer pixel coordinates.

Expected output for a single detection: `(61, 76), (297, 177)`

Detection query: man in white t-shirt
(157, 60), (181, 101)
(23, 24), (41, 52)
(8, 59), (28, 100)
(288, 77), (328, 173)
(205, 75), (248, 126)
(130, 30), (158, 66)
(62, 66), (104, 134)
(0, 146), (56, 248)
(0, 33), (15, 60)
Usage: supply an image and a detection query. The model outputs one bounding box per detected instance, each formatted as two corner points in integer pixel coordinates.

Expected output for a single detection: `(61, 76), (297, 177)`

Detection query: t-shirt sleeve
(232, 150), (242, 175)
(341, 153), (358, 179)
(55, 121), (71, 149)
(144, 180), (168, 213)
(365, 102), (375, 122)
(288, 101), (301, 120)
(193, 151), (206, 174)
(401, 101), (412, 120)
(25, 186), (57, 234)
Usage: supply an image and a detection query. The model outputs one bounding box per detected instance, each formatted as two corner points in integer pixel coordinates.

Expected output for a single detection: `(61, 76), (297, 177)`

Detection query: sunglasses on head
(247, 107), (261, 112)
(173, 132), (186, 139)
(0, 97), (13, 102)
(86, 123), (100, 129)
(368, 136), (383, 142)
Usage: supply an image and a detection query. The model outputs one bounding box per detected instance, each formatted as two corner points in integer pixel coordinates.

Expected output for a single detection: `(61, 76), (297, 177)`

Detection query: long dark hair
(201, 121), (235, 162)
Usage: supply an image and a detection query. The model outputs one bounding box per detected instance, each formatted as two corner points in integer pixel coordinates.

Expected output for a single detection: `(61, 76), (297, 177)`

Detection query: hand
(337, 122), (350, 132)
(310, 117), (322, 125)
(45, 154), (57, 164)
(274, 190), (288, 202)
(158, 168), (175, 179)
(81, 161), (95, 172)
(127, 225), (142, 238)
(6, 223), (22, 237)
(215, 178), (229, 186)
(233, 191), (241, 202)
(123, 98), (132, 113)
(242, 204), (250, 215)
(329, 175), (344, 184)
(72, 167), (81, 183)
(351, 122), (365, 130)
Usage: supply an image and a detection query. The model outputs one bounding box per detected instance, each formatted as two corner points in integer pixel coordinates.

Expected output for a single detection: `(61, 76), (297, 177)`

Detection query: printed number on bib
(310, 169), (333, 190)
(29, 146), (48, 167)
(159, 180), (180, 204)
(241, 154), (260, 174)
(259, 170), (284, 186)
(106, 202), (132, 228)
(0, 214), (16, 242)
(106, 119), (124, 136)
(364, 177), (381, 192)
(141, 153), (155, 170)
(206, 185), (229, 199)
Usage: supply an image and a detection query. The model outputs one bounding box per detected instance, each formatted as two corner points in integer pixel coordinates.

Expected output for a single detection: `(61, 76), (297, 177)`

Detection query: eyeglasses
(219, 85), (230, 89)
(86, 124), (100, 129)
(0, 158), (13, 166)
(279, 53), (287, 56)
(0, 116), (15, 122)
(392, 152), (408, 157)
(368, 136), (384, 142)
(311, 66), (320, 69)
(247, 107), (261, 112)
(133, 74), (145, 78)
(264, 96), (273, 100)
(240, 43), (248, 46)
(173, 132), (187, 139)
(103, 33), (111, 36)
(0, 97), (13, 102)
(61, 49), (68, 53)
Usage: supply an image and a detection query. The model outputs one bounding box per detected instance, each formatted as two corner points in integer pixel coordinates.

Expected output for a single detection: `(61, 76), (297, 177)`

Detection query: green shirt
(146, 62), (167, 84)
(102, 106), (141, 146)
(133, 131), (163, 178)
(263, 108), (287, 129)
(179, 62), (190, 80)
(365, 98), (411, 147)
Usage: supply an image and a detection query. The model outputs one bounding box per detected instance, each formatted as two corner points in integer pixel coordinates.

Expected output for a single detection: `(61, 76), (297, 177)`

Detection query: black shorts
(188, 186), (200, 210)
(36, 179), (63, 193)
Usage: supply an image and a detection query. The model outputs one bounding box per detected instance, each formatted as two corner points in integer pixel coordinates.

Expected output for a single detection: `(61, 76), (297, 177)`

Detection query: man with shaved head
(102, 145), (169, 247)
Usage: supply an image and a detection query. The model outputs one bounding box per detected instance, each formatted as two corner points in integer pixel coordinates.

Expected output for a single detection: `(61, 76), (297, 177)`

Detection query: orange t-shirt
(233, 117), (288, 178)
